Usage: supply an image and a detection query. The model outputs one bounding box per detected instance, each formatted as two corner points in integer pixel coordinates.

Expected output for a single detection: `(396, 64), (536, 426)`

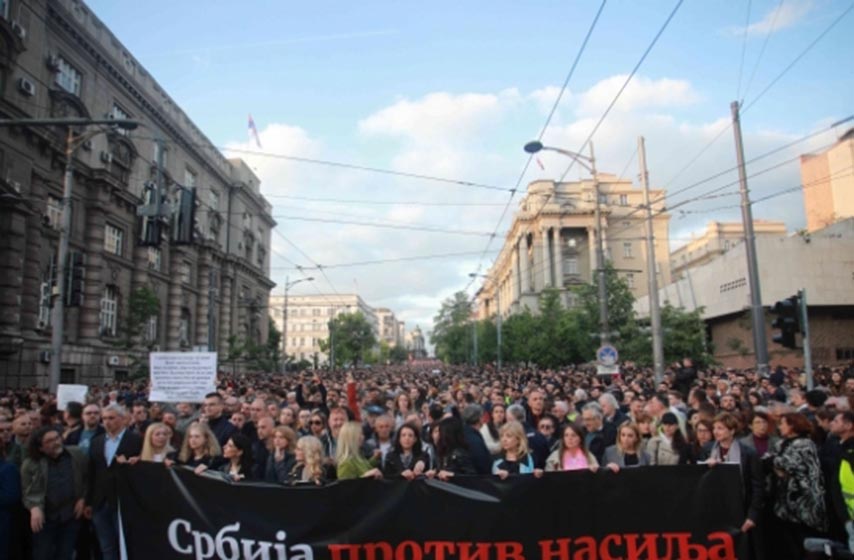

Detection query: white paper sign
(149, 352), (217, 403)
(57, 384), (89, 411)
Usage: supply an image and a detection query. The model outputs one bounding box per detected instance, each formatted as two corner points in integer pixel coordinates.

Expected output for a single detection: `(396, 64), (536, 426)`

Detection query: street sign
(596, 344), (619, 366)
(596, 364), (620, 375)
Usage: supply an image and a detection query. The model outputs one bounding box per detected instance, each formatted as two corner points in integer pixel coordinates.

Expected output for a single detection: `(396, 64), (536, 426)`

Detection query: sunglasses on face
(310, 420), (324, 425)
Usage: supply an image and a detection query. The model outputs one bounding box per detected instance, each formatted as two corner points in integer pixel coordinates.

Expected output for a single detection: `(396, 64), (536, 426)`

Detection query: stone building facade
(475, 174), (672, 319)
(801, 128), (854, 232)
(0, 0), (275, 387)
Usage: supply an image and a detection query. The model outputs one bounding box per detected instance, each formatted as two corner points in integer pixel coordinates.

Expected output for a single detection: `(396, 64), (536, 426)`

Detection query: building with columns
(474, 174), (672, 319)
(0, 0), (275, 387)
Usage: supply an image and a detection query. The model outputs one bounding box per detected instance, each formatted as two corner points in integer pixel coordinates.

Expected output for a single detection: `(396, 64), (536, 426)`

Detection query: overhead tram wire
(463, 0), (608, 294)
(519, 0), (685, 240)
(267, 249), (500, 271)
(661, 2), (854, 191)
(556, 0), (685, 184)
(735, 0), (753, 103)
(740, 0), (786, 103)
(271, 215), (495, 237)
(262, 194), (506, 207)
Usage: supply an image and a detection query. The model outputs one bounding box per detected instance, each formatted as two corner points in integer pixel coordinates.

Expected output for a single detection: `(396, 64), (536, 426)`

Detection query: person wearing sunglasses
(536, 415), (559, 450)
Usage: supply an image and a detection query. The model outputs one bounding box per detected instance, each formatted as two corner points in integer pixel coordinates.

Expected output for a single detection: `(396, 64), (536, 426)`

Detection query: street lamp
(470, 273), (501, 372)
(524, 140), (610, 345)
(1, 118), (139, 393)
(281, 275), (314, 373)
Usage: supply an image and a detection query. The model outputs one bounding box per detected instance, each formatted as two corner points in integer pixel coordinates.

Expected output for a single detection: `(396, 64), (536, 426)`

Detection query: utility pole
(590, 142), (610, 345)
(281, 277), (289, 374)
(799, 289), (814, 390)
(0, 118), (137, 393)
(638, 136), (664, 385)
(731, 101), (769, 376)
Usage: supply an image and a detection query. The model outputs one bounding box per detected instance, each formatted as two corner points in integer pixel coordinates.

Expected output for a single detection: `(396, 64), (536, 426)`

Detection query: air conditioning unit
(11, 21), (26, 40)
(107, 355), (120, 366)
(17, 77), (35, 96)
(82, 139), (92, 151)
(100, 151), (113, 164)
(39, 351), (51, 363)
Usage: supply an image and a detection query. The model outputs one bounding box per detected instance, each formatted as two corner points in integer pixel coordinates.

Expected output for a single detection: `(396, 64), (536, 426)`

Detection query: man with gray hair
(87, 404), (142, 560)
(581, 402), (614, 464)
(461, 404), (491, 475)
(598, 392), (626, 431)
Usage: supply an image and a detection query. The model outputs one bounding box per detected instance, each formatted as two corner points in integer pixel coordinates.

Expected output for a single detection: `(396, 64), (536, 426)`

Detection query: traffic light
(65, 251), (85, 307)
(771, 294), (800, 349)
(138, 183), (162, 247)
(171, 187), (196, 245)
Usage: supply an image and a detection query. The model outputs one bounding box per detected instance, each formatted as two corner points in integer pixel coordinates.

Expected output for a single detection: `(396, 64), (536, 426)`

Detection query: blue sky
(88, 0), (854, 332)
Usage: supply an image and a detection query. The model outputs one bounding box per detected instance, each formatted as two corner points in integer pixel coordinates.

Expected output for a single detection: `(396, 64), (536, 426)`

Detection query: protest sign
(149, 352), (217, 403)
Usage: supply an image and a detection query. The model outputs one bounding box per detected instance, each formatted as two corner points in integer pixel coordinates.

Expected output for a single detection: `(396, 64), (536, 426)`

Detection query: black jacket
(438, 448), (476, 475)
(463, 425), (492, 475)
(264, 452), (296, 484)
(207, 415), (237, 448)
(382, 450), (429, 478)
(87, 430), (143, 509)
(64, 425), (105, 446)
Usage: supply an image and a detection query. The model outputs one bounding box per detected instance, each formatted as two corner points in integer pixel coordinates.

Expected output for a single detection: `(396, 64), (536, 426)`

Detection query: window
(598, 193), (608, 204)
(153, 141), (168, 168)
(209, 188), (220, 210)
(0, 0), (9, 19)
(623, 242), (633, 258)
(256, 245), (265, 267)
(109, 103), (131, 135)
(182, 260), (193, 284)
(626, 273), (635, 289)
(837, 348), (854, 361)
(60, 369), (77, 384)
(100, 286), (118, 336)
(184, 168), (197, 189)
(104, 224), (123, 256)
(209, 218), (220, 247)
(179, 308), (191, 347)
(146, 315), (158, 344)
(564, 257), (579, 275)
(46, 196), (62, 229)
(38, 280), (52, 328)
(54, 56), (81, 95)
(147, 247), (161, 271)
(619, 194), (628, 206)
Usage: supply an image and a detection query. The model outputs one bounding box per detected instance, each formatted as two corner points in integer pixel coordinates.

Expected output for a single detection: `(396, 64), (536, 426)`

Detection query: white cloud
(728, 0), (813, 37)
(576, 75), (700, 116)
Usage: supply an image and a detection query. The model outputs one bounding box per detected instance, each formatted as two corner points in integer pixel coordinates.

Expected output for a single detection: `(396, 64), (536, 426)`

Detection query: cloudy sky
(89, 0), (853, 336)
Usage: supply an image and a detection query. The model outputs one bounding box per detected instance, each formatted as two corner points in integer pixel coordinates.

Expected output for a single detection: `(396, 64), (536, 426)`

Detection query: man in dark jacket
(461, 405), (492, 475)
(673, 358), (696, 399)
(827, 411), (854, 545)
(202, 392), (236, 447)
(87, 404), (142, 560)
(506, 404), (549, 469)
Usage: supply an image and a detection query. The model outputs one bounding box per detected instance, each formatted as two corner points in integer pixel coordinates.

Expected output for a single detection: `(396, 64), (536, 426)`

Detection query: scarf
(711, 439), (742, 468)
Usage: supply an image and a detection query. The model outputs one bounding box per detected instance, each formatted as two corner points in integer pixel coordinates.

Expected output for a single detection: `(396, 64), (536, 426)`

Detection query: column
(551, 227), (562, 289)
(587, 226), (597, 283)
(518, 235), (531, 294)
(21, 183), (44, 334)
(541, 228), (551, 288)
(165, 248), (184, 351)
(79, 201), (106, 341)
(195, 250), (211, 348)
(0, 207), (27, 339)
(512, 246), (521, 301)
(218, 265), (233, 354)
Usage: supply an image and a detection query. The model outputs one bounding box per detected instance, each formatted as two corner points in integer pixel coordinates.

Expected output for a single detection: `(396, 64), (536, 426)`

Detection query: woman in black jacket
(427, 417), (476, 481)
(264, 426), (297, 484)
(382, 423), (428, 480)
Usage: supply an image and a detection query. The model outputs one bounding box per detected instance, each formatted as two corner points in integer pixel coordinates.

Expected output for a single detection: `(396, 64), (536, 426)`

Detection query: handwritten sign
(149, 352), (217, 403)
(57, 384), (88, 410)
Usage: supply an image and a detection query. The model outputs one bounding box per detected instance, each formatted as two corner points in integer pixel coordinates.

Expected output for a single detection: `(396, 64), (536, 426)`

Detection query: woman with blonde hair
(140, 422), (175, 463)
(602, 421), (650, 472)
(178, 421), (223, 470)
(492, 420), (542, 478)
(290, 435), (328, 485)
(335, 421), (382, 480)
(264, 425), (297, 484)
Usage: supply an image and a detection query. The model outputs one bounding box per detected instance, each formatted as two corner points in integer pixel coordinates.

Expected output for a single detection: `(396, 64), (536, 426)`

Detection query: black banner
(118, 464), (746, 560)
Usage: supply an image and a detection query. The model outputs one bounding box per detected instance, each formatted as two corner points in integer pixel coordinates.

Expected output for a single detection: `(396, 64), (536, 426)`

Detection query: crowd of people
(1, 359), (854, 559)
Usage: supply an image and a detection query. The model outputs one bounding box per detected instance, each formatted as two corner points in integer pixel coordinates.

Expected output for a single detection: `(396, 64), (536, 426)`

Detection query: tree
(113, 287), (160, 378)
(430, 291), (474, 364)
(319, 311), (376, 367)
(244, 318), (282, 372)
(389, 343), (409, 364)
(574, 263), (641, 360)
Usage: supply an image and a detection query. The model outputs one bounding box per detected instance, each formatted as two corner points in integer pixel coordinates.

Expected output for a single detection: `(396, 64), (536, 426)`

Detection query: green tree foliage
(625, 304), (714, 368)
(243, 318), (282, 372)
(430, 291), (474, 364)
(114, 287), (160, 378)
(389, 343), (409, 364)
(574, 263), (640, 360)
(319, 311), (376, 367)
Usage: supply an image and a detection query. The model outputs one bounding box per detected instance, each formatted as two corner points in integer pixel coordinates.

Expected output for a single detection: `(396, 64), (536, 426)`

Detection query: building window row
(104, 224), (123, 256)
(99, 285), (118, 336)
(54, 56), (82, 96)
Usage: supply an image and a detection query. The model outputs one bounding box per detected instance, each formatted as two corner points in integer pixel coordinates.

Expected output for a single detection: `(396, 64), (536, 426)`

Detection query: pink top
(562, 449), (589, 471)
